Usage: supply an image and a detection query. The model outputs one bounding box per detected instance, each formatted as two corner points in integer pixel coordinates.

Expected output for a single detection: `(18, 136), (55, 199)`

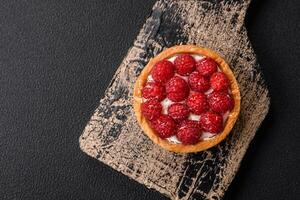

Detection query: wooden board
(79, 0), (270, 199)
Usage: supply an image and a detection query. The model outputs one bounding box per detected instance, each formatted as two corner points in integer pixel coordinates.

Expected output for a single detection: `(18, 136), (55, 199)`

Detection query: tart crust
(133, 45), (240, 153)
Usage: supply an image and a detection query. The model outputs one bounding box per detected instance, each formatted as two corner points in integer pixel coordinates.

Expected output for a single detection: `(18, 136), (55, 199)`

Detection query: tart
(133, 45), (240, 153)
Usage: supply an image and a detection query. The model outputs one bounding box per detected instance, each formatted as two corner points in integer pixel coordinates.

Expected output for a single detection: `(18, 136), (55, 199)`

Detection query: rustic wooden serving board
(79, 0), (270, 199)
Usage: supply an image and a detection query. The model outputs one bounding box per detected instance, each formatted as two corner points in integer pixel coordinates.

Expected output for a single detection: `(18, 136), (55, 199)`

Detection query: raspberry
(142, 82), (166, 101)
(152, 115), (176, 138)
(210, 72), (230, 91)
(141, 99), (162, 121)
(208, 91), (233, 113)
(166, 76), (189, 102)
(151, 60), (175, 83)
(174, 54), (196, 75)
(200, 112), (223, 133)
(196, 58), (218, 77)
(167, 103), (189, 122)
(186, 92), (209, 115)
(188, 71), (210, 92)
(177, 121), (201, 144)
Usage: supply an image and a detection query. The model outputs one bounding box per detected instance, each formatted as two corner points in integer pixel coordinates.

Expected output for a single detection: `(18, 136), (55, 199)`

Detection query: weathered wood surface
(79, 0), (270, 199)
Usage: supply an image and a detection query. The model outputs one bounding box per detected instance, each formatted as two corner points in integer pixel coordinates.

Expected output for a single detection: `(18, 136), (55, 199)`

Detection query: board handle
(162, 0), (253, 29)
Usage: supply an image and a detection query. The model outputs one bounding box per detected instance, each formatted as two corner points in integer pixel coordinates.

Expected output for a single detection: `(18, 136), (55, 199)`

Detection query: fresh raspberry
(142, 82), (166, 101)
(167, 103), (189, 121)
(186, 92), (209, 114)
(177, 121), (201, 144)
(152, 115), (176, 138)
(141, 99), (162, 121)
(200, 112), (223, 133)
(208, 91), (233, 113)
(174, 54), (196, 75)
(166, 76), (189, 102)
(188, 71), (210, 92)
(196, 57), (218, 77)
(210, 72), (230, 91)
(151, 60), (175, 83)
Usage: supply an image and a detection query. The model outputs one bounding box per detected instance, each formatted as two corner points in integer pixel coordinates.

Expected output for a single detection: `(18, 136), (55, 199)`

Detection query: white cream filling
(147, 75), (154, 82)
(167, 135), (181, 144)
(188, 113), (200, 121)
(161, 98), (174, 114)
(145, 54), (230, 144)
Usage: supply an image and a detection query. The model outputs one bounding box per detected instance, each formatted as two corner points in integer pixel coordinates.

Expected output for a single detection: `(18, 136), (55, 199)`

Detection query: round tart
(133, 45), (240, 153)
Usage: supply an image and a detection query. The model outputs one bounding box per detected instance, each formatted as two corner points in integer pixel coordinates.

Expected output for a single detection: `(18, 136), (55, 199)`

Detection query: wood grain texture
(79, 0), (270, 199)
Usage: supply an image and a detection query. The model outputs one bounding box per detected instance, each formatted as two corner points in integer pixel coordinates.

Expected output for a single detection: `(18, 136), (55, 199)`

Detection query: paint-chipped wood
(79, 0), (270, 199)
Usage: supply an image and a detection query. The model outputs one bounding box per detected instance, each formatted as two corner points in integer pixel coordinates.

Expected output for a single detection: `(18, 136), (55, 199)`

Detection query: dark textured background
(0, 0), (299, 199)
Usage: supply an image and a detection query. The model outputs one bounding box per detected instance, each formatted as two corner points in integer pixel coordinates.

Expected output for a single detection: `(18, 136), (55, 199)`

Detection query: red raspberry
(196, 58), (218, 77)
(199, 112), (223, 133)
(151, 60), (175, 83)
(166, 76), (189, 102)
(142, 82), (166, 101)
(152, 115), (176, 138)
(208, 91), (233, 113)
(188, 71), (210, 92)
(177, 121), (201, 144)
(210, 72), (230, 91)
(174, 54), (196, 75)
(141, 99), (162, 121)
(168, 103), (189, 121)
(186, 92), (209, 115)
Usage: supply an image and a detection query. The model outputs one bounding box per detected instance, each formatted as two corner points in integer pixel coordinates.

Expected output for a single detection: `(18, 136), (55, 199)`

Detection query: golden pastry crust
(133, 45), (240, 153)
